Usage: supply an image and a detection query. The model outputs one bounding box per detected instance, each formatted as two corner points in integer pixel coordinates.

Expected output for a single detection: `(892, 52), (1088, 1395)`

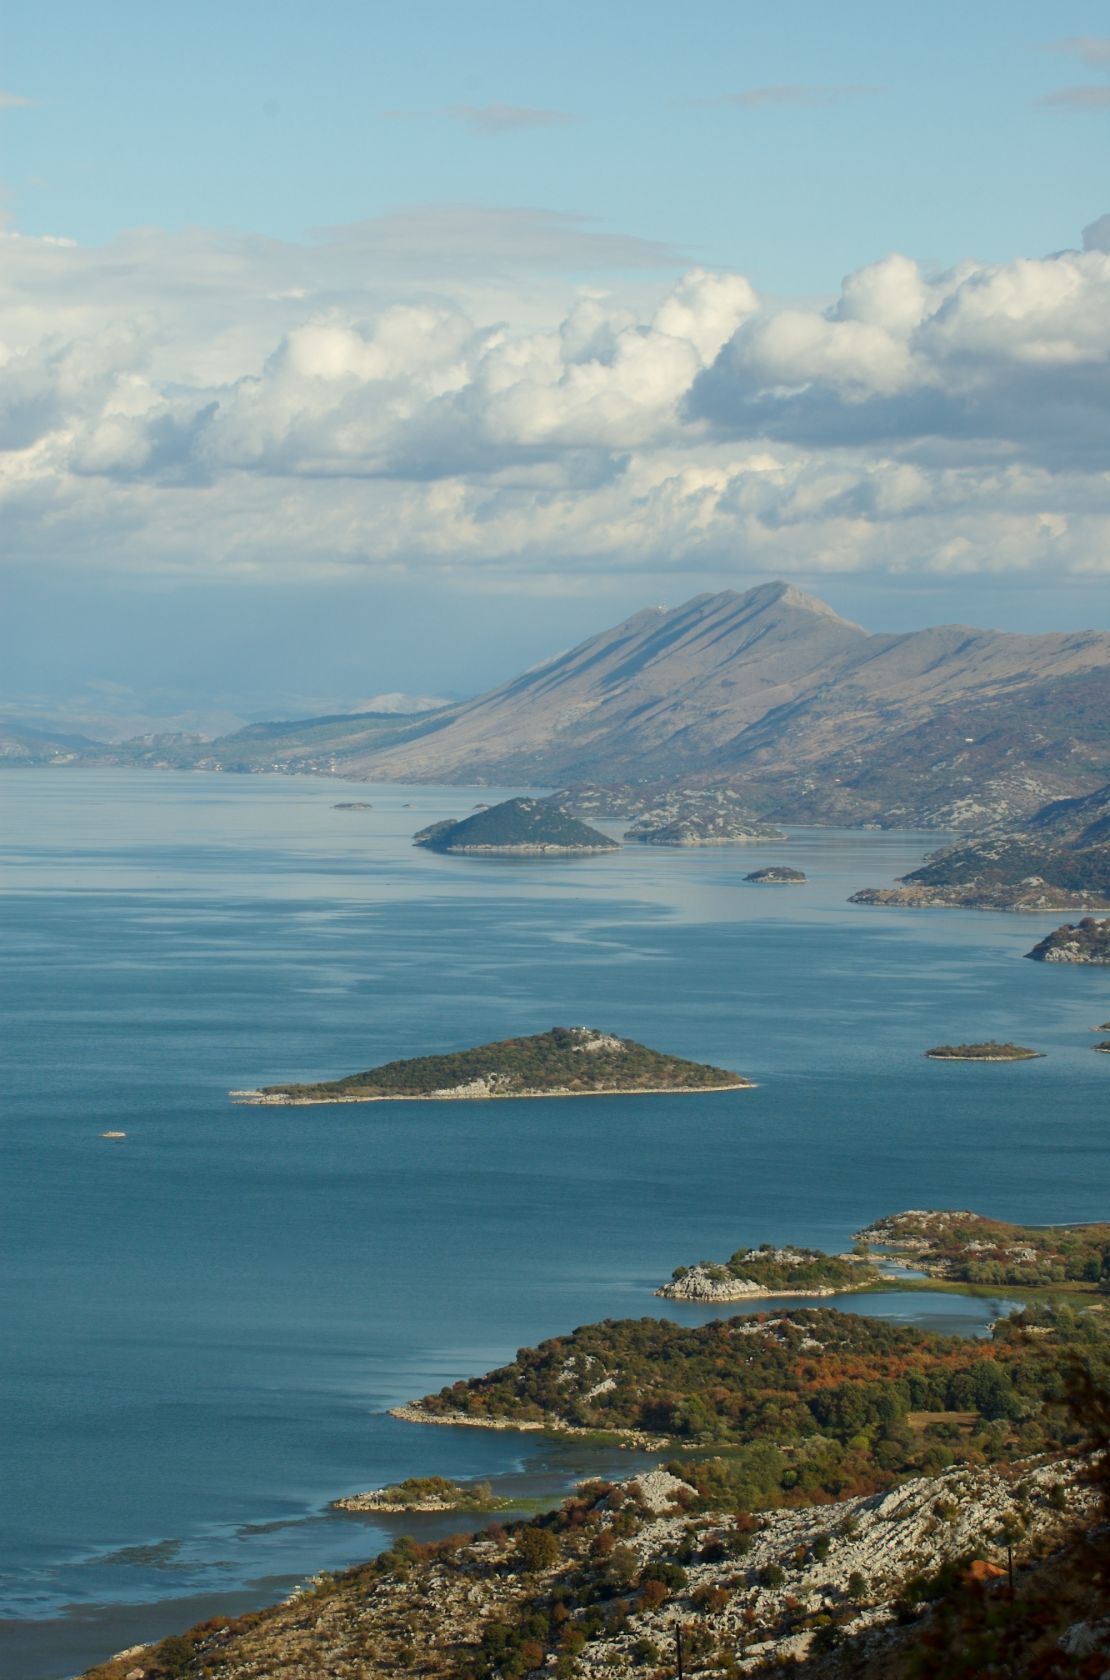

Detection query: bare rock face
(1025, 916), (1110, 963)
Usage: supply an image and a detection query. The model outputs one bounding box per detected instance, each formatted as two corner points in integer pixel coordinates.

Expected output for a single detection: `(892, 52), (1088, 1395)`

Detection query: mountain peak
(736, 580), (862, 627)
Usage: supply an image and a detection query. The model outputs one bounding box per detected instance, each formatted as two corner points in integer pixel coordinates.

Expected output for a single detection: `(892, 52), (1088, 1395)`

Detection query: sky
(2, 0), (1110, 726)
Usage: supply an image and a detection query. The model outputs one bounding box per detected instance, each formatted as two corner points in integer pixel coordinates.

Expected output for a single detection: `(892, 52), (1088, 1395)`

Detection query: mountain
(16, 581), (1110, 830)
(230, 581), (1110, 829)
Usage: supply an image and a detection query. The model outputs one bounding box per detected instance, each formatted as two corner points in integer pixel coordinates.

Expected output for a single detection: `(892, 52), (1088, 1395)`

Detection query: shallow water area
(2, 769), (1107, 1677)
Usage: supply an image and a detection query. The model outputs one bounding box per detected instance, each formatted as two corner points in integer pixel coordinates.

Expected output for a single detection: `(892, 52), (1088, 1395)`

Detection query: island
(332, 801), (373, 810)
(230, 1025), (753, 1105)
(332, 1475), (508, 1515)
(744, 865), (807, 884)
(1025, 917), (1110, 963)
(413, 797), (618, 855)
(656, 1243), (878, 1301)
(1096, 1042), (1110, 1055)
(925, 1041), (1042, 1061)
(856, 1208), (1110, 1288)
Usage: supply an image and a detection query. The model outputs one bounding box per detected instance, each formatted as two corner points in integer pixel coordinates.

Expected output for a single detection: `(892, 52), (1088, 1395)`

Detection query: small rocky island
(1025, 917), (1110, 964)
(232, 1025), (752, 1105)
(744, 866), (806, 884)
(925, 1041), (1043, 1061)
(414, 797), (618, 856)
(656, 1244), (878, 1302)
(333, 1475), (507, 1515)
(333, 801), (373, 810)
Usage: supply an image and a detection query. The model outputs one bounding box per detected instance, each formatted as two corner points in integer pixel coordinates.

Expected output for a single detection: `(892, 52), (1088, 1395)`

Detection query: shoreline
(387, 1404), (670, 1449)
(654, 1280), (869, 1302)
(230, 1080), (753, 1106)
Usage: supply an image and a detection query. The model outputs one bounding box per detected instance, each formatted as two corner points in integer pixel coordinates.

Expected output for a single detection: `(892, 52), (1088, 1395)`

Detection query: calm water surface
(2, 770), (1107, 1677)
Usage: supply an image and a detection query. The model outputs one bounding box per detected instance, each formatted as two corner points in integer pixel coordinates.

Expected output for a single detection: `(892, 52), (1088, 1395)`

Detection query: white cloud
(0, 213), (1109, 589)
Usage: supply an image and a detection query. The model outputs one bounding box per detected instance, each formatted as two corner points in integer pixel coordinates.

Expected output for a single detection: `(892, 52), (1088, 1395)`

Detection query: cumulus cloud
(0, 212), (1109, 588)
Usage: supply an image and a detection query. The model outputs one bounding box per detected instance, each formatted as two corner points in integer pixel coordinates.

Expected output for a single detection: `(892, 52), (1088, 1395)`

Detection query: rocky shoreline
(388, 1403), (669, 1450)
(230, 1080), (750, 1106)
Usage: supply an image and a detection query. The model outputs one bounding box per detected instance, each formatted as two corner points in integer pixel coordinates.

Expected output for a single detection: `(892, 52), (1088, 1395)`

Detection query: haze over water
(3, 770), (1107, 1678)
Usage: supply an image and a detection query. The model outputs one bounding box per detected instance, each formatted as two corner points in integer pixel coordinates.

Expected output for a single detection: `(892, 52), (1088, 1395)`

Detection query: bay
(1, 769), (1107, 1678)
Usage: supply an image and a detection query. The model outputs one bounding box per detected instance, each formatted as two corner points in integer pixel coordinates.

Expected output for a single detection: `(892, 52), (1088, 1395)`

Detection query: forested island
(414, 797), (618, 855)
(856, 1209), (1110, 1288)
(656, 1244), (878, 1301)
(744, 866), (807, 884)
(1025, 917), (1110, 963)
(232, 1026), (752, 1105)
(925, 1041), (1042, 1061)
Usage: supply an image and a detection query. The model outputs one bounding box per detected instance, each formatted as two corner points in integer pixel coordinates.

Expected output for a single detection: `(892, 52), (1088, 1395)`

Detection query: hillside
(80, 1305), (1110, 1680)
(16, 583), (1110, 830)
(413, 797), (618, 855)
(214, 582), (1110, 829)
(849, 780), (1110, 909)
(234, 1025), (751, 1105)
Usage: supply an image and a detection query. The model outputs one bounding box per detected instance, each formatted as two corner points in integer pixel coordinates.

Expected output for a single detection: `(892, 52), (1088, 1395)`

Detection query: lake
(2, 769), (1107, 1678)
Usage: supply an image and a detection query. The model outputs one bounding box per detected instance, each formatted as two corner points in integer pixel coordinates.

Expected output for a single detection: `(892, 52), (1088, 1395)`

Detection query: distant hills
(850, 778), (1110, 909)
(9, 580), (1110, 831)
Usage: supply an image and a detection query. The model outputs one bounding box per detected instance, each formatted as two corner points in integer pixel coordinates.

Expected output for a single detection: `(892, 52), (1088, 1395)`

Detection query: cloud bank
(1, 209), (1109, 589)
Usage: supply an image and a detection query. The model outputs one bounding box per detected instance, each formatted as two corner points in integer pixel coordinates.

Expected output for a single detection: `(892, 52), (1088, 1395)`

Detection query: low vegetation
(858, 1209), (1110, 1290)
(249, 1026), (750, 1102)
(333, 1475), (507, 1514)
(405, 1304), (1109, 1486)
(659, 1244), (878, 1299)
(924, 1041), (1042, 1061)
(1025, 916), (1110, 963)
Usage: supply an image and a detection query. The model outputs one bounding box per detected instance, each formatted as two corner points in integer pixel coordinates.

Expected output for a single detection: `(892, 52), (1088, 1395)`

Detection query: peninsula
(413, 796), (618, 855)
(332, 1475), (508, 1515)
(924, 1041), (1042, 1061)
(656, 1244), (878, 1301)
(231, 1025), (752, 1105)
(856, 1209), (1110, 1288)
(850, 781), (1110, 911)
(1025, 917), (1110, 963)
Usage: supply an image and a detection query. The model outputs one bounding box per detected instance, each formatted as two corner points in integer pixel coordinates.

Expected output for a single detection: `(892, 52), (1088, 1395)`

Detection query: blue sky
(7, 0), (1110, 286)
(2, 1), (1110, 725)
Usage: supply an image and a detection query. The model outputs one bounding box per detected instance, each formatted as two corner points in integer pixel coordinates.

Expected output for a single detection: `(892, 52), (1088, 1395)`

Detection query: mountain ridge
(11, 580), (1110, 830)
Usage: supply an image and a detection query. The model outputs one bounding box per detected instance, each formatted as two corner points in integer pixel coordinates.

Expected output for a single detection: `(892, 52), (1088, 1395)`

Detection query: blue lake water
(2, 769), (1108, 1678)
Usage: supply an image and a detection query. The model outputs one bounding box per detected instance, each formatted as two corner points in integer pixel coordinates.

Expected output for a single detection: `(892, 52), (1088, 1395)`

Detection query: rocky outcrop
(1025, 917), (1110, 963)
(746, 866), (806, 883)
(657, 1265), (838, 1302)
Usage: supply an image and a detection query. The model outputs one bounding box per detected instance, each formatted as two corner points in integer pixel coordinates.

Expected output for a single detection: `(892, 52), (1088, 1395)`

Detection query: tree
(515, 1525), (560, 1573)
